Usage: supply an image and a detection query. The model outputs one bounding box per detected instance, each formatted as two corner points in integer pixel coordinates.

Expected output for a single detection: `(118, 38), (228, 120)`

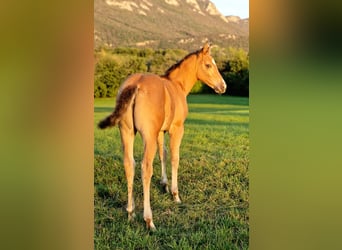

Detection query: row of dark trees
(94, 46), (249, 97)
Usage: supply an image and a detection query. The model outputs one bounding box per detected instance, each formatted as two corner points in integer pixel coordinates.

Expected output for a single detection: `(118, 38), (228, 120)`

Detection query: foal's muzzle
(214, 80), (227, 94)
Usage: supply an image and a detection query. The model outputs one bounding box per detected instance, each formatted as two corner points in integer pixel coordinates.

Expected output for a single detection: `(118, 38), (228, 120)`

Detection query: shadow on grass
(187, 94), (249, 106)
(186, 118), (249, 128)
(189, 107), (249, 117)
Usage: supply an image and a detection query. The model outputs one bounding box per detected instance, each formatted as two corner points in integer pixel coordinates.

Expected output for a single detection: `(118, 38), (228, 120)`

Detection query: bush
(190, 81), (205, 94)
(94, 80), (107, 98)
(94, 53), (147, 97)
(220, 48), (249, 97)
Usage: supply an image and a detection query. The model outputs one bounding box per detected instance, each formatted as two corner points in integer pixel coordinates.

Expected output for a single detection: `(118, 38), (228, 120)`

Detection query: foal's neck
(168, 55), (198, 96)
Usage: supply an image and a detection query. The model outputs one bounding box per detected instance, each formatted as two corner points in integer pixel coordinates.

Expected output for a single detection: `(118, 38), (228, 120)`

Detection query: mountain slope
(94, 0), (249, 50)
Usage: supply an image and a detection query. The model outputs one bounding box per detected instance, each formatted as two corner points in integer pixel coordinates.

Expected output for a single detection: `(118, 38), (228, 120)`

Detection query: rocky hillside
(94, 0), (249, 50)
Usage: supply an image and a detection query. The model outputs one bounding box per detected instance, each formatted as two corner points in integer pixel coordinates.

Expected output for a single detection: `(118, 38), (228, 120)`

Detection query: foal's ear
(202, 42), (212, 55)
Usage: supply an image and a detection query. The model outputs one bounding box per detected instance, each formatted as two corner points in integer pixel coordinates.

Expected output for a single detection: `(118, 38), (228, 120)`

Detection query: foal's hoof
(173, 194), (182, 203)
(128, 212), (136, 221)
(162, 184), (169, 193)
(145, 218), (156, 232)
(160, 180), (169, 193)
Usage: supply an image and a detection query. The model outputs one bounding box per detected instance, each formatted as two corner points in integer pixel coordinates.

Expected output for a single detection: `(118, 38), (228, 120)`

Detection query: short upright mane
(162, 49), (201, 78)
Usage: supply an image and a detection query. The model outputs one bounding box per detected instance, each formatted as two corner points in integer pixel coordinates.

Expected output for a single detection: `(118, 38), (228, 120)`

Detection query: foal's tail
(98, 85), (138, 129)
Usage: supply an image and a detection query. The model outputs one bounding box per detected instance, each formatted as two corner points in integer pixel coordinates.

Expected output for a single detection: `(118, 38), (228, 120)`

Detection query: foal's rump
(97, 73), (142, 129)
(98, 73), (168, 131)
(98, 84), (138, 129)
(132, 75), (168, 132)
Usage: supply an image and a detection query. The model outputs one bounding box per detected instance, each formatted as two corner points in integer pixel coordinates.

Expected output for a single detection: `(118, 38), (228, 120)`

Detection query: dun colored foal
(98, 42), (226, 230)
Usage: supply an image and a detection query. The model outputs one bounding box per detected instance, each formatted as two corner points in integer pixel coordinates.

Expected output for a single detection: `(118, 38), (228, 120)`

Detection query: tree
(94, 49), (150, 97)
(221, 48), (249, 97)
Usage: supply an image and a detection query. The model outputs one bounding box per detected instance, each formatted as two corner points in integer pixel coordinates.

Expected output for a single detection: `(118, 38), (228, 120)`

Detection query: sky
(210, 0), (249, 19)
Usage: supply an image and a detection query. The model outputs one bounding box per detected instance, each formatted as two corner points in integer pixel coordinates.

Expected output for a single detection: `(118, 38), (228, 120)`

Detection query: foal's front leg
(170, 126), (184, 203)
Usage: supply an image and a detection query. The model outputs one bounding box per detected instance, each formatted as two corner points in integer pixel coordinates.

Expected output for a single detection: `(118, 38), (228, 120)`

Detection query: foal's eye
(205, 64), (212, 69)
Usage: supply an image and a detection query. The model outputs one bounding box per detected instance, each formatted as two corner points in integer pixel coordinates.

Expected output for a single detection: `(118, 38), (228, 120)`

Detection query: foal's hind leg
(119, 123), (136, 221)
(158, 132), (169, 193)
(141, 132), (158, 231)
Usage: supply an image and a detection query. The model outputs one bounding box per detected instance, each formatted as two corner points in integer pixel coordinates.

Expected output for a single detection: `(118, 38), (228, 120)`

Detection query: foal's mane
(162, 49), (201, 78)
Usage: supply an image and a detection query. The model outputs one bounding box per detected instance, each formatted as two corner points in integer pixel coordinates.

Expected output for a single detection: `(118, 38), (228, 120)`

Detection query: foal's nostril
(220, 82), (227, 94)
(214, 84), (226, 94)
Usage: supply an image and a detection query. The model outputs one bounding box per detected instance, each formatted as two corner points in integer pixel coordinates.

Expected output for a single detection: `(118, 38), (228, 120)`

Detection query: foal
(98, 42), (226, 230)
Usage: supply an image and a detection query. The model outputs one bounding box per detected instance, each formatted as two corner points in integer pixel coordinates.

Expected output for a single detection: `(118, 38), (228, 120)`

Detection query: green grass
(94, 94), (249, 249)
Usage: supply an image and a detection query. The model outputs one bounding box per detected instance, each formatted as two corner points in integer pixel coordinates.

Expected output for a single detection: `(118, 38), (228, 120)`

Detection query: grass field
(94, 94), (249, 249)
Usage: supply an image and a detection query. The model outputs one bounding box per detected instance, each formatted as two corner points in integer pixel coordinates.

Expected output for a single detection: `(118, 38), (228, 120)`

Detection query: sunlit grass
(94, 94), (249, 249)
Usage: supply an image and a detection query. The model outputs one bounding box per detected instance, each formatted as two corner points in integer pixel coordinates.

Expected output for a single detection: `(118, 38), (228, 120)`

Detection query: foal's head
(197, 43), (227, 94)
